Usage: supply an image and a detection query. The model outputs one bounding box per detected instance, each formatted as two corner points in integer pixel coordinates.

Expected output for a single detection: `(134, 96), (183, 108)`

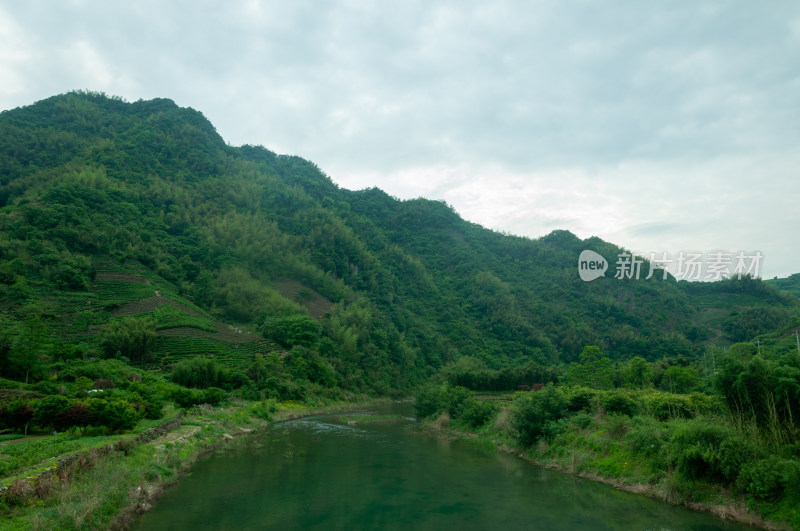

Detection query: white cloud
(0, 7), (35, 101)
(0, 1), (798, 278)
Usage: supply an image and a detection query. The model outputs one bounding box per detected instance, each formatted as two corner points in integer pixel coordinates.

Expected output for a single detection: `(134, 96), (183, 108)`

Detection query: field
(33, 267), (283, 370)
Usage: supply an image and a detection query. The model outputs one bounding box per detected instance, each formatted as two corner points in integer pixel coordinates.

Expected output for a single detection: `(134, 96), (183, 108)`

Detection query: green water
(136, 406), (749, 530)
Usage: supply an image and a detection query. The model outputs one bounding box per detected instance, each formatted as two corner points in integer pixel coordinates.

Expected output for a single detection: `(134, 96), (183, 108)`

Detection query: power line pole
(796, 330), (799, 355)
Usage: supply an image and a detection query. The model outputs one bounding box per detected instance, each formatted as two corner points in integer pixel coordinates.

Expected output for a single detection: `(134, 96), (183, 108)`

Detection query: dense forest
(2, 91), (797, 395)
(2, 91), (800, 526)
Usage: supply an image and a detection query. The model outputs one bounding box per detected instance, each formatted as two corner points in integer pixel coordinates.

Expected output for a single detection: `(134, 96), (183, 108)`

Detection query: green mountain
(768, 273), (800, 299)
(1, 91), (798, 394)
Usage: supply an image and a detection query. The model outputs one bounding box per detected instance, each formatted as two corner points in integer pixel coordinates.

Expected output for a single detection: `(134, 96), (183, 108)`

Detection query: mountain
(768, 273), (800, 299)
(1, 91), (798, 394)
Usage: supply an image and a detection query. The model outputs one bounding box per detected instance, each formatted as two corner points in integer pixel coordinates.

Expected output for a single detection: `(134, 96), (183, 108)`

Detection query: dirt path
(0, 435), (47, 447)
(148, 424), (203, 449)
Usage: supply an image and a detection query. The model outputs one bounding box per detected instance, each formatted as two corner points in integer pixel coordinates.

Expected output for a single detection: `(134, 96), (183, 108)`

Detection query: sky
(1, 1), (799, 278)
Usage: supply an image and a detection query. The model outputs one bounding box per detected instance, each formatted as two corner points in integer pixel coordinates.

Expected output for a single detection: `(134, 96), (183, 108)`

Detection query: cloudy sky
(1, 1), (799, 278)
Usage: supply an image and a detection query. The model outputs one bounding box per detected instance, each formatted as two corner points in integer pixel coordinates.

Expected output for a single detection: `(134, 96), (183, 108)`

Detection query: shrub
(686, 393), (725, 417)
(668, 418), (758, 483)
(238, 381), (261, 401)
(459, 399), (497, 428)
(414, 384), (445, 419)
(87, 398), (138, 433)
(640, 392), (693, 421)
(139, 396), (165, 420)
(261, 377), (307, 401)
(442, 386), (473, 418)
(168, 387), (205, 408)
(571, 412), (594, 429)
(413, 383), (477, 422)
(32, 380), (64, 395)
(510, 384), (568, 447)
(93, 378), (115, 390)
(602, 391), (637, 417)
(739, 456), (800, 501)
(250, 399), (278, 421)
(602, 414), (631, 440)
(564, 386), (597, 413)
(625, 416), (668, 459)
(202, 387), (227, 407)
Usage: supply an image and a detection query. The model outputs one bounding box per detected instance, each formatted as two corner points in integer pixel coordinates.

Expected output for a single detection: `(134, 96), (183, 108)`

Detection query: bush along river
(135, 403), (751, 530)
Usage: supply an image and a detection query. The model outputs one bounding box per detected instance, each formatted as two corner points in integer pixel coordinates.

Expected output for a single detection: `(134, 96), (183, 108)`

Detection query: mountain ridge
(1, 91), (798, 394)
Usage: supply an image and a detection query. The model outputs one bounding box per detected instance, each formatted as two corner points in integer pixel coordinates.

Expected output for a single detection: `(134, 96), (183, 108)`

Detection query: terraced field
(148, 337), (281, 370)
(85, 269), (280, 370)
(94, 272), (150, 284)
(92, 281), (159, 307)
(156, 323), (261, 342)
(110, 296), (200, 318)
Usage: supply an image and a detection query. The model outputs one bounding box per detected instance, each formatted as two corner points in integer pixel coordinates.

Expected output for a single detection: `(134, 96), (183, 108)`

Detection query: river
(135, 403), (749, 530)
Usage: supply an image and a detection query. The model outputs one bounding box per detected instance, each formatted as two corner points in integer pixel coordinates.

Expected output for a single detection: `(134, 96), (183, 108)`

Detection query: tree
(248, 353), (269, 386)
(74, 376), (94, 395)
(626, 356), (654, 389)
(11, 316), (46, 384)
(566, 346), (615, 390)
(510, 384), (568, 446)
(0, 317), (14, 377)
(0, 400), (36, 435)
(33, 395), (71, 432)
(99, 317), (156, 363)
(261, 314), (322, 349)
(61, 403), (95, 434)
(87, 398), (138, 433)
(414, 383), (446, 418)
(171, 357), (222, 388)
(662, 365), (699, 394)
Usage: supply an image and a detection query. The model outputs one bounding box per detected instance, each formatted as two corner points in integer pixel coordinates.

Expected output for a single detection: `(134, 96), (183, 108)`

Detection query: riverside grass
(0, 398), (375, 530)
(418, 401), (796, 531)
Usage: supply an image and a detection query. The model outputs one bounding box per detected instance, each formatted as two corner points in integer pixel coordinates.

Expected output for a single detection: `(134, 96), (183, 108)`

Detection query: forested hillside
(3, 91), (800, 528)
(768, 273), (800, 298)
(0, 91), (798, 397)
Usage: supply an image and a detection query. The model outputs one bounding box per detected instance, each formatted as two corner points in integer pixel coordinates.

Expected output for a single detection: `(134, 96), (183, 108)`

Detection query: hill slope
(1, 91), (798, 393)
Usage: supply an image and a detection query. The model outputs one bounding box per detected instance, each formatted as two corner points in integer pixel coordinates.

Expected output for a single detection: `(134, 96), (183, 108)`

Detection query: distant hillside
(767, 273), (800, 299)
(1, 91), (798, 393)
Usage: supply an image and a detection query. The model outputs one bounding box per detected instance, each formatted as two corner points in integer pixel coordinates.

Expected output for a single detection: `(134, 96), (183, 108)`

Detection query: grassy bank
(0, 398), (374, 530)
(415, 384), (799, 531)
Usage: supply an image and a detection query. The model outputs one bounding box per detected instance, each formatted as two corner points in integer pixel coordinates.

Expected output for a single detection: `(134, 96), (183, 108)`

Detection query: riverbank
(419, 412), (791, 531)
(0, 398), (380, 530)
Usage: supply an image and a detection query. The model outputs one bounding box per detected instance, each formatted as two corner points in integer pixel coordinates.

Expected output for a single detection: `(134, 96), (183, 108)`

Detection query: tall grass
(728, 389), (800, 453)
(1, 402), (274, 529)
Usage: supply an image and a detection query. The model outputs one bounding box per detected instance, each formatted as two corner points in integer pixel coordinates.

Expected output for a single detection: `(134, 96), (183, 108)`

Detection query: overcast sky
(1, 1), (798, 278)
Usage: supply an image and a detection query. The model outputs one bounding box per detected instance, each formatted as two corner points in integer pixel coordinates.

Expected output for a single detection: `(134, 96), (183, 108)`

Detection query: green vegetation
(1, 91), (799, 527)
(0, 400), (362, 530)
(3, 92), (798, 395)
(99, 316), (157, 362)
(767, 273), (800, 299)
(416, 344), (800, 529)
